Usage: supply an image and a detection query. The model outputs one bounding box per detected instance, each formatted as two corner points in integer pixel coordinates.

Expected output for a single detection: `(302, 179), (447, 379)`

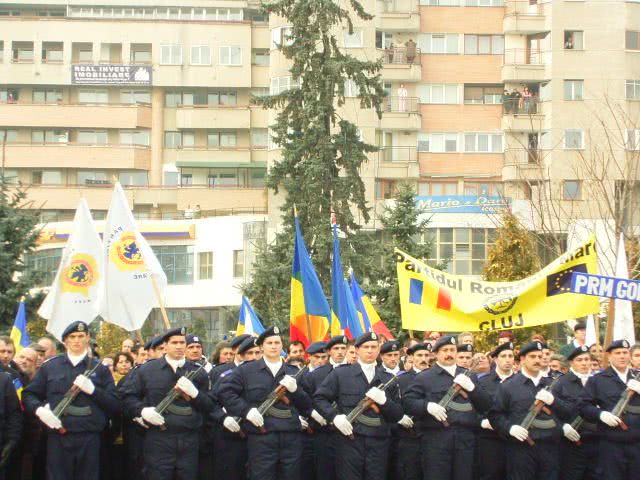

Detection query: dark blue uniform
(218, 359), (311, 480)
(403, 365), (491, 480)
(23, 354), (119, 480)
(489, 373), (572, 480)
(394, 369), (421, 480)
(120, 356), (212, 480)
(313, 364), (403, 480)
(0, 372), (22, 480)
(579, 367), (640, 480)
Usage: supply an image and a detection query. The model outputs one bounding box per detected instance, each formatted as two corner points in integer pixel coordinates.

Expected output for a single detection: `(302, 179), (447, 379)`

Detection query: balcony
(377, 147), (419, 178)
(375, 0), (420, 31)
(501, 98), (545, 131)
(503, 1), (550, 34)
(0, 103), (152, 129)
(381, 96), (421, 130)
(380, 47), (422, 82)
(4, 143), (151, 169)
(175, 107), (251, 130)
(165, 147), (254, 167)
(502, 49), (549, 83)
(502, 148), (547, 182)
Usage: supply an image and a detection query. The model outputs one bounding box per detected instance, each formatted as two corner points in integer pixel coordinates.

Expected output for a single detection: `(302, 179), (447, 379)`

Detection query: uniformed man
(404, 335), (491, 480)
(0, 369), (22, 480)
(489, 341), (573, 480)
(380, 341), (401, 376)
(23, 321), (120, 480)
(306, 342), (328, 371)
(314, 331), (403, 480)
(145, 335), (166, 360)
(476, 341), (515, 480)
(299, 341), (326, 480)
(219, 326), (311, 480)
(579, 339), (640, 480)
(185, 334), (211, 373)
(552, 344), (598, 480)
(120, 326), (213, 480)
(456, 343), (473, 369)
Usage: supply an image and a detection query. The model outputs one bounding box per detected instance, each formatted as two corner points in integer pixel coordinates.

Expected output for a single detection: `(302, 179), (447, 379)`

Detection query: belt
(531, 418), (556, 430)
(581, 421), (597, 432)
(166, 404), (193, 416)
(448, 401), (473, 413)
(266, 407), (292, 419)
(625, 405), (640, 415)
(62, 405), (92, 417)
(356, 415), (382, 427)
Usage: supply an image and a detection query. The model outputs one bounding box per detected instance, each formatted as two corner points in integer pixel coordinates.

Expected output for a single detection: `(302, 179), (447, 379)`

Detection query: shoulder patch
(42, 353), (65, 365)
(220, 369), (234, 378)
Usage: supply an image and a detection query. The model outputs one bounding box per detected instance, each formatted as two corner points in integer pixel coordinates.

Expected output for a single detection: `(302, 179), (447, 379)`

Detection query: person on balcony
(405, 39), (416, 65)
(397, 84), (408, 113)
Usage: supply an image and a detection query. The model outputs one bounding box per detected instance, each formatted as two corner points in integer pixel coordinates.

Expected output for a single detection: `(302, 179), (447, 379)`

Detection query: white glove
(141, 407), (165, 426)
(627, 379), (640, 395)
(535, 389), (554, 405)
(398, 415), (414, 429)
(453, 374), (475, 392)
(176, 377), (199, 399)
(246, 407), (264, 428)
(311, 409), (327, 426)
(279, 375), (297, 393)
(427, 402), (448, 423)
(481, 418), (493, 430)
(300, 416), (309, 430)
(599, 411), (621, 427)
(223, 416), (241, 433)
(365, 387), (387, 405)
(562, 423), (581, 442)
(36, 404), (62, 430)
(509, 425), (529, 442)
(73, 374), (95, 395)
(133, 417), (149, 429)
(332, 414), (353, 436)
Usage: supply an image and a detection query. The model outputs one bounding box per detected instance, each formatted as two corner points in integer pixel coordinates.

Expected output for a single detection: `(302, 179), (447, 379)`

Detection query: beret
(490, 342), (514, 358)
(238, 336), (260, 355)
(230, 334), (252, 350)
(433, 335), (457, 352)
(62, 321), (89, 340)
(407, 343), (431, 355)
(186, 334), (202, 346)
(380, 341), (400, 354)
(160, 326), (187, 343)
(326, 336), (349, 349)
(306, 342), (327, 355)
(606, 339), (631, 352)
(457, 343), (473, 353)
(567, 344), (590, 360)
(519, 341), (544, 357)
(257, 326), (282, 346)
(354, 331), (379, 347)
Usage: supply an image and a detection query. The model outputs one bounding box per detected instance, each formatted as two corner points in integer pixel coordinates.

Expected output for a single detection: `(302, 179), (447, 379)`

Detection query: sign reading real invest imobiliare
(415, 195), (511, 214)
(71, 64), (152, 85)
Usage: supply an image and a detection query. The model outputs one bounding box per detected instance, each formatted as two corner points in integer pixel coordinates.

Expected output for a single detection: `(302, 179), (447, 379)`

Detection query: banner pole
(603, 298), (615, 368)
(151, 275), (171, 330)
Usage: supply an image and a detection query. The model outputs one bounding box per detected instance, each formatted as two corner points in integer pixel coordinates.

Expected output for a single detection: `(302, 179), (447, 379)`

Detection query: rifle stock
(345, 375), (399, 440)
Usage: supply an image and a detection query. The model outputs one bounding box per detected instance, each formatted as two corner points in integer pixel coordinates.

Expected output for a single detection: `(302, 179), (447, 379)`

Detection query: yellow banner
(397, 236), (600, 332)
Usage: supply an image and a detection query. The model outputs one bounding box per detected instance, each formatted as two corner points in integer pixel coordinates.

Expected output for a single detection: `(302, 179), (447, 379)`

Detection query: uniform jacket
(119, 356), (212, 433)
(23, 354), (119, 433)
(403, 364), (491, 431)
(208, 362), (240, 430)
(579, 367), (640, 442)
(313, 363), (403, 438)
(218, 358), (311, 434)
(477, 370), (512, 440)
(395, 369), (418, 439)
(552, 370), (598, 441)
(300, 363), (340, 430)
(0, 372), (22, 446)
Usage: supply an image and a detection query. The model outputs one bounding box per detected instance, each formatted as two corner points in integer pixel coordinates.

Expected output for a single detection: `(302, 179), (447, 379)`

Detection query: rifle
(519, 375), (561, 446)
(345, 375), (399, 440)
(569, 416), (585, 446)
(255, 365), (308, 433)
(154, 363), (206, 429)
(437, 369), (472, 428)
(611, 369), (640, 431)
(53, 358), (102, 435)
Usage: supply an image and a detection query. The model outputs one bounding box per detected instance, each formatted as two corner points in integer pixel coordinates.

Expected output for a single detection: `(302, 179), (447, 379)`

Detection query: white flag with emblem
(613, 234), (636, 344)
(39, 199), (104, 340)
(100, 182), (167, 331)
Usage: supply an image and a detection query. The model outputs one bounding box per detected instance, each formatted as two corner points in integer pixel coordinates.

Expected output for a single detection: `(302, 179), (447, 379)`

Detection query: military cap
(573, 322), (587, 332)
(230, 334), (252, 350)
(160, 326), (187, 343)
(61, 321), (89, 340)
(306, 341), (327, 355)
(606, 339), (631, 352)
(354, 331), (378, 347)
(186, 334), (202, 346)
(407, 343), (431, 355)
(567, 344), (590, 361)
(433, 335), (457, 352)
(145, 335), (165, 350)
(457, 343), (473, 353)
(519, 341), (544, 357)
(326, 335), (349, 350)
(257, 326), (282, 346)
(238, 336), (259, 355)
(490, 341), (514, 358)
(380, 341), (400, 354)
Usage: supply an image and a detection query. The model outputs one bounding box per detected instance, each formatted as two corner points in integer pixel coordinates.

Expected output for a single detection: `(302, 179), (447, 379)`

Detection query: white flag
(585, 314), (597, 347)
(39, 199), (103, 341)
(100, 182), (167, 331)
(613, 234), (636, 344)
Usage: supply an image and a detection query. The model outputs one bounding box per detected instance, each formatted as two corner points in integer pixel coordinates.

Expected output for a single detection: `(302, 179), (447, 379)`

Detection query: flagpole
(603, 298), (615, 368)
(150, 274), (171, 329)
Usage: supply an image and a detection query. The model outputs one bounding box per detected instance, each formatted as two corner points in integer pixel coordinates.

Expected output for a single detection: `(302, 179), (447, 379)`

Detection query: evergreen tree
(245, 0), (385, 325)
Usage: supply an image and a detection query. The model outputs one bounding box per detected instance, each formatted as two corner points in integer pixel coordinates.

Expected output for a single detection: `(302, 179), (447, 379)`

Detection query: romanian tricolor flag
(237, 296), (265, 336)
(350, 273), (395, 340)
(10, 301), (30, 354)
(290, 216), (330, 347)
(331, 223), (362, 339)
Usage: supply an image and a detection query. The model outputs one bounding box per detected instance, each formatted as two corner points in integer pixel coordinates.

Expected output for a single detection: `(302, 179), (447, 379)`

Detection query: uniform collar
(436, 362), (457, 377)
(164, 355), (185, 372)
(383, 365), (400, 376)
(520, 368), (543, 387)
(66, 350), (88, 367)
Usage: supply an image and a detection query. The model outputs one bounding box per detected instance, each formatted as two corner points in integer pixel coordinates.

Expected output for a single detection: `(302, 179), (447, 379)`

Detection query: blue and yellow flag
(10, 301), (30, 354)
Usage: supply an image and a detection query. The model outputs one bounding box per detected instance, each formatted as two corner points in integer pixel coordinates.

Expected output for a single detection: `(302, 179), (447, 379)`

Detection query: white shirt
(496, 369), (513, 382)
(265, 358), (283, 377)
(570, 368), (590, 387)
(384, 365), (400, 376)
(437, 362), (457, 377)
(358, 360), (376, 384)
(67, 351), (88, 367)
(413, 367), (424, 374)
(612, 366), (630, 385)
(165, 355), (186, 373)
(521, 368), (543, 387)
(330, 358), (346, 368)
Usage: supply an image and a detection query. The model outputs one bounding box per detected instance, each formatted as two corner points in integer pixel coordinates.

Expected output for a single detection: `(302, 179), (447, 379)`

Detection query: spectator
(589, 343), (604, 364)
(184, 204), (194, 219)
(121, 338), (134, 353)
(28, 342), (47, 368)
(0, 336), (16, 369)
(589, 353), (602, 372)
(497, 330), (514, 345)
(397, 83), (408, 112)
(424, 331), (441, 348)
(345, 343), (357, 364)
(471, 352), (491, 374)
(559, 322), (587, 357)
(458, 332), (474, 346)
(132, 343), (147, 365)
(193, 204), (202, 219)
(287, 340), (305, 359)
(385, 42), (394, 64)
(631, 344), (640, 369)
(211, 340), (233, 365)
(102, 356), (114, 373)
(112, 352), (134, 384)
(37, 337), (58, 360)
(14, 347), (38, 380)
(405, 39), (417, 64)
(549, 353), (569, 374)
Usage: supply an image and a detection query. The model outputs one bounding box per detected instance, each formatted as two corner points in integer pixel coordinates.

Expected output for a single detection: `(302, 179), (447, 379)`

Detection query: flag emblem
(110, 233), (145, 270)
(546, 264), (588, 296)
(483, 294), (518, 315)
(61, 254), (98, 296)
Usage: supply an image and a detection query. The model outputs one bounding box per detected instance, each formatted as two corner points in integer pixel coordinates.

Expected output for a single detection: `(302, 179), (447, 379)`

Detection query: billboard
(71, 64), (152, 85)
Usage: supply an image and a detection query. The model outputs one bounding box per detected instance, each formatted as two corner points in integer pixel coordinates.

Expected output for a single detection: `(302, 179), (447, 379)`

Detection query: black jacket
(0, 372), (22, 446)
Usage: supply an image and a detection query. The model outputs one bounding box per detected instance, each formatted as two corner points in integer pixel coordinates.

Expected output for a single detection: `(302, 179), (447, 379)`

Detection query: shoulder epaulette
(42, 353), (65, 365)
(220, 369), (234, 378)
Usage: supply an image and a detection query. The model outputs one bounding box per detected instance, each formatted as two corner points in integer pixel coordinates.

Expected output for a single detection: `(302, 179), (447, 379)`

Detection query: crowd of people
(502, 86), (538, 115)
(0, 321), (638, 480)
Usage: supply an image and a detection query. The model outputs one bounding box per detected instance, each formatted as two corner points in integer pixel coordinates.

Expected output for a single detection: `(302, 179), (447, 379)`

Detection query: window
(627, 31), (640, 50)
(564, 129), (584, 149)
(426, 228), (496, 275)
(250, 170), (266, 187)
(417, 84), (459, 104)
(208, 170), (237, 187)
(12, 42), (34, 62)
(464, 35), (504, 55)
(219, 47), (242, 66)
(270, 76), (299, 95)
(165, 92), (182, 107)
(78, 48), (93, 63)
(463, 133), (503, 152)
(198, 252), (213, 280)
(130, 44), (152, 64)
(182, 131), (195, 148)
(344, 79), (360, 97)
(165, 131), (182, 148)
(0, 89), (18, 103)
(625, 130), (640, 151)
(207, 131), (237, 148)
(563, 181), (582, 201)
(564, 80), (583, 101)
(233, 250), (244, 278)
(119, 171), (148, 186)
(0, 41), (3, 63)
(564, 31), (584, 50)
(25, 248), (63, 287)
(119, 130), (150, 146)
(78, 171), (109, 185)
(160, 44), (182, 65)
(418, 182), (457, 196)
(181, 174), (192, 186)
(464, 84), (502, 104)
(0, 130), (17, 142)
(32, 129), (68, 144)
(42, 42), (64, 62)
(78, 89), (108, 104)
(33, 89), (63, 104)
(152, 245), (194, 285)
(464, 182), (503, 196)
(252, 49), (270, 66)
(271, 26), (293, 49)
(182, 91), (208, 106)
(417, 133), (459, 153)
(251, 129), (269, 148)
(344, 29), (363, 48)
(626, 80), (640, 100)
(191, 45), (211, 65)
(418, 34), (459, 54)
(120, 90), (151, 104)
(31, 170), (62, 185)
(78, 130), (108, 144)
(1, 169), (18, 184)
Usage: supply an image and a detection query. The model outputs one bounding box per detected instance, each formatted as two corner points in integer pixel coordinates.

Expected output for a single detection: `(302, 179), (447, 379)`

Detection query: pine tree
(245, 0), (385, 325)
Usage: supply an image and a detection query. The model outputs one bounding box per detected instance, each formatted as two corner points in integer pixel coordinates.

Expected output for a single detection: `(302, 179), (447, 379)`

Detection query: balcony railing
(503, 49), (548, 65)
(504, 148), (549, 166)
(380, 47), (421, 65)
(384, 96), (419, 113)
(377, 0), (418, 13)
(502, 95), (540, 114)
(505, 0), (549, 16)
(379, 146), (418, 162)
